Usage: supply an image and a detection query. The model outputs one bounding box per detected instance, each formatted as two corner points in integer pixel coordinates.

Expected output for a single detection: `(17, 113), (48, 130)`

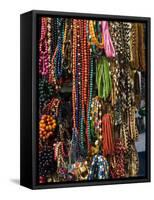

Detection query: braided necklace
(130, 23), (146, 71)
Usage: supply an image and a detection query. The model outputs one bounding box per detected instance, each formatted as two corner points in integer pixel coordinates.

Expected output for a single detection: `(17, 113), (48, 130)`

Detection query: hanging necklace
(72, 19), (77, 129)
(39, 17), (49, 76)
(48, 18), (65, 89)
(130, 23), (146, 71)
(90, 96), (103, 142)
(47, 17), (51, 77)
(88, 154), (109, 180)
(89, 20), (104, 49)
(110, 139), (126, 178)
(86, 48), (94, 150)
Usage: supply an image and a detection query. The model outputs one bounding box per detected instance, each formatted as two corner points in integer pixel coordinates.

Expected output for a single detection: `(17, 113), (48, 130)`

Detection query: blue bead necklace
(88, 154), (109, 180)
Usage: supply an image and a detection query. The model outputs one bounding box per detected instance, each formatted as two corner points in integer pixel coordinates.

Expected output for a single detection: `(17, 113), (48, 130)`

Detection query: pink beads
(102, 21), (116, 58)
(39, 17), (49, 76)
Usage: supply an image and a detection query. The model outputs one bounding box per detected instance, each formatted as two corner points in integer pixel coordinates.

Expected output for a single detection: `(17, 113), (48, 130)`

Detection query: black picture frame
(20, 10), (151, 189)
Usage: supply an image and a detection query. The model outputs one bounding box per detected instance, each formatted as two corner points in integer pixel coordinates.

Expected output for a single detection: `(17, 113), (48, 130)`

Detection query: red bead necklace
(72, 19), (77, 128)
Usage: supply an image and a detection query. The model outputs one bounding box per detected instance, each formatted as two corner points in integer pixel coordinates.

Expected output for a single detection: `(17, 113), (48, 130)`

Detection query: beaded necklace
(71, 19), (94, 156)
(55, 18), (64, 79)
(42, 97), (61, 118)
(88, 154), (109, 180)
(109, 22), (122, 109)
(80, 19), (85, 151)
(110, 139), (126, 178)
(70, 19), (82, 162)
(89, 20), (104, 49)
(90, 96), (103, 143)
(62, 19), (73, 74)
(72, 19), (77, 129)
(130, 23), (146, 71)
(47, 17), (51, 77)
(86, 50), (94, 150)
(49, 18), (65, 89)
(37, 17), (144, 183)
(127, 141), (139, 177)
(39, 77), (53, 113)
(39, 17), (49, 76)
(80, 19), (91, 154)
(54, 141), (68, 177)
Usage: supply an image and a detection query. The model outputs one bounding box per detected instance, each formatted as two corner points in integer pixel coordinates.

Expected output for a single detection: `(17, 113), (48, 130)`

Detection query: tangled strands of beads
(130, 23), (146, 71)
(48, 18), (65, 90)
(129, 106), (139, 141)
(102, 113), (114, 156)
(37, 16), (145, 183)
(39, 77), (53, 111)
(89, 20), (104, 49)
(110, 139), (126, 178)
(69, 127), (81, 164)
(49, 46), (58, 85)
(127, 142), (139, 177)
(72, 19), (92, 154)
(90, 96), (103, 142)
(119, 121), (129, 151)
(54, 141), (68, 175)
(39, 17), (49, 76)
(62, 19), (73, 73)
(54, 141), (68, 161)
(42, 97), (61, 118)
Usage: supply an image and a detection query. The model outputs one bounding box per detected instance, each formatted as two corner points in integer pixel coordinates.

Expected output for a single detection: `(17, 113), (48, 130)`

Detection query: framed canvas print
(20, 10), (151, 189)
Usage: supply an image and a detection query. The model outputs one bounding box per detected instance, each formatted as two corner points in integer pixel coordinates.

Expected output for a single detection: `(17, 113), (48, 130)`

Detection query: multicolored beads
(37, 16), (146, 184)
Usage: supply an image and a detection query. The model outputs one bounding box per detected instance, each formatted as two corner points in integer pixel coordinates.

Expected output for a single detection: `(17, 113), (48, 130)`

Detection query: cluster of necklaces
(38, 16), (146, 184)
